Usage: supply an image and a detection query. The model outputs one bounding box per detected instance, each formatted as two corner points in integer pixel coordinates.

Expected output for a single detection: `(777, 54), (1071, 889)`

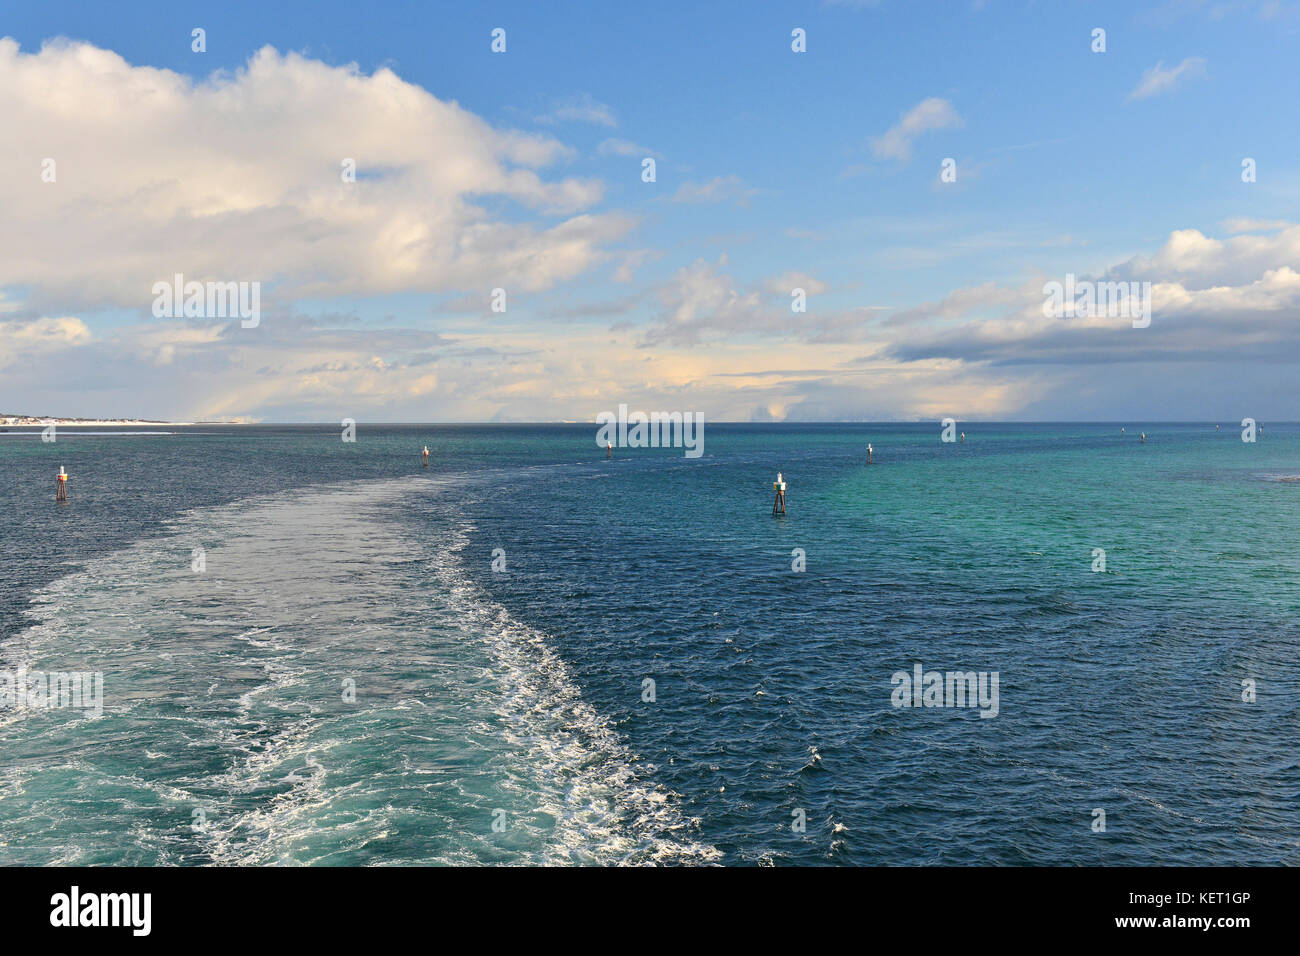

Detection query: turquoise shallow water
(1, 422), (1298, 864)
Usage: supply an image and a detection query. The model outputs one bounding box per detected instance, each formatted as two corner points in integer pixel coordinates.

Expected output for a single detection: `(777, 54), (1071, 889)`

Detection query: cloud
(669, 175), (758, 205)
(1222, 217), (1293, 234)
(536, 93), (617, 127)
(598, 138), (660, 158)
(0, 316), (92, 369)
(612, 249), (662, 282)
(0, 38), (628, 314)
(639, 257), (871, 346)
(882, 225), (1300, 370)
(871, 97), (962, 161)
(0, 310), (466, 419)
(14, 220), (1300, 422)
(883, 281), (1025, 328)
(643, 256), (762, 345)
(1119, 225), (1300, 287)
(1128, 57), (1207, 100)
(764, 272), (829, 296)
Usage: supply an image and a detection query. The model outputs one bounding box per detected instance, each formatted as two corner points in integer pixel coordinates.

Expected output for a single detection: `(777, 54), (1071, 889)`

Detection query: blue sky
(3, 0), (1300, 421)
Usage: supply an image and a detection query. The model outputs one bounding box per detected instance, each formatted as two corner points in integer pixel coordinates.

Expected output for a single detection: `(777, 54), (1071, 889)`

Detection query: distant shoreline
(1, 418), (199, 427)
(1, 418), (1293, 428)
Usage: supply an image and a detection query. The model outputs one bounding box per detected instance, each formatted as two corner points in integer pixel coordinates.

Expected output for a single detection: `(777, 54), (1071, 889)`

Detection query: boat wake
(0, 477), (717, 865)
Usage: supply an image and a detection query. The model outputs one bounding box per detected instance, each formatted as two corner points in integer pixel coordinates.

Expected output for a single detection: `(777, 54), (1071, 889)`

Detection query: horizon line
(4, 419), (1287, 427)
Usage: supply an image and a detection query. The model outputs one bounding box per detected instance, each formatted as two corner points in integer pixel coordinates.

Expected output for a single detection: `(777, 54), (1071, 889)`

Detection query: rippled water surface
(2, 423), (1298, 864)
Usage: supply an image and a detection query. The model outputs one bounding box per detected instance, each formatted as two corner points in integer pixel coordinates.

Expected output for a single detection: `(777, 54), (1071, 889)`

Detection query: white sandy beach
(1, 417), (199, 426)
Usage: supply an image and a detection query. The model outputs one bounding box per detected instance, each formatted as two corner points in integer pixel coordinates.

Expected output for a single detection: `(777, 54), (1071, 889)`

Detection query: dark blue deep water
(2, 423), (1299, 864)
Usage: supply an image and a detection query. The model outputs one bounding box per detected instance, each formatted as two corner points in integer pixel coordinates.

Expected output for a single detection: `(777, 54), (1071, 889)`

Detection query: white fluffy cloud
(0, 38), (630, 313)
(1120, 225), (1300, 288)
(0, 316), (91, 369)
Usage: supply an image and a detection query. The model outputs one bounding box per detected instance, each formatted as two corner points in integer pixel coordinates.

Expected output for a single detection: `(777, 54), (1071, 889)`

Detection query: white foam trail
(434, 520), (720, 865)
(2, 476), (719, 865)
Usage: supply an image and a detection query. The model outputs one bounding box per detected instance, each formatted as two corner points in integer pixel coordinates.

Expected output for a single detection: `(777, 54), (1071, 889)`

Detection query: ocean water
(2, 422), (1299, 865)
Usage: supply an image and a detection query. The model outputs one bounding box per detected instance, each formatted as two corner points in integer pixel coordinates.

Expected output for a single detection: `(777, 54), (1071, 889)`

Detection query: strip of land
(1, 415), (195, 426)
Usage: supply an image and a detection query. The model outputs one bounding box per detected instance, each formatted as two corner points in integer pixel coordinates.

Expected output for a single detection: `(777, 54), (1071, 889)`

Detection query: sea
(1, 422), (1298, 865)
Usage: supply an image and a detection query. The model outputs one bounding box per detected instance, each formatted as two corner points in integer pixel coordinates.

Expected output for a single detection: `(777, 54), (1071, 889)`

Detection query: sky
(2, 0), (1299, 422)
